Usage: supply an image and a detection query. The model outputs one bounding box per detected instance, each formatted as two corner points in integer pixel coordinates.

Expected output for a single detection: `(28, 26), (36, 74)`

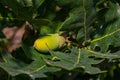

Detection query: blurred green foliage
(0, 0), (120, 80)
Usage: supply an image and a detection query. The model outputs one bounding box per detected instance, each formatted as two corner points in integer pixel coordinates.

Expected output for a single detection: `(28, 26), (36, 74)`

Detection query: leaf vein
(74, 48), (81, 67)
(91, 28), (120, 43)
(33, 65), (46, 72)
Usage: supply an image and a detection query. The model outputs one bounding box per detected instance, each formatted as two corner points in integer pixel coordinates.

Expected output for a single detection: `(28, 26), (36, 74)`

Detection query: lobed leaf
(90, 2), (120, 52)
(0, 51), (60, 79)
(45, 47), (103, 74)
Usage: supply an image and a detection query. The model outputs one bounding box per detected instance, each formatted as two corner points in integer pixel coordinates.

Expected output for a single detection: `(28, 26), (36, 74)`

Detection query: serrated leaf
(0, 51), (60, 79)
(90, 2), (120, 52)
(87, 49), (120, 62)
(45, 47), (103, 74)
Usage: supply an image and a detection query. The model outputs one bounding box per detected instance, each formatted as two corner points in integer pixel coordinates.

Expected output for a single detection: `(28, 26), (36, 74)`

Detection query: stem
(83, 0), (87, 42)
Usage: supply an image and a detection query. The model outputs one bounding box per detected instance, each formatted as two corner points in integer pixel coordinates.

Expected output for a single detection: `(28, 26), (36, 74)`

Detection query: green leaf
(33, 0), (45, 9)
(55, 0), (82, 8)
(30, 19), (50, 28)
(60, 0), (96, 30)
(0, 51), (60, 79)
(58, 0), (96, 43)
(21, 44), (40, 60)
(21, 44), (52, 61)
(1, 0), (45, 19)
(87, 49), (120, 62)
(90, 2), (120, 52)
(45, 47), (103, 74)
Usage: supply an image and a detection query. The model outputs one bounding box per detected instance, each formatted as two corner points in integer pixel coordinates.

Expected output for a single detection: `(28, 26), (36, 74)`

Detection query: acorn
(33, 33), (65, 52)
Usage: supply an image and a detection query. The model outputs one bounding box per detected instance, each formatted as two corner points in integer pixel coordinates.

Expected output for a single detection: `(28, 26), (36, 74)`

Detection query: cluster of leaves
(0, 0), (120, 80)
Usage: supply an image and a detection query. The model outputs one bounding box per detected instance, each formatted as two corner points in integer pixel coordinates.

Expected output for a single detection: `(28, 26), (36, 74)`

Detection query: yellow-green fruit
(34, 33), (65, 52)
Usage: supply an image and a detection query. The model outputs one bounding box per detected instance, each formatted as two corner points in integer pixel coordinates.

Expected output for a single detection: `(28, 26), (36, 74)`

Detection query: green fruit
(34, 33), (65, 52)
(40, 26), (53, 35)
